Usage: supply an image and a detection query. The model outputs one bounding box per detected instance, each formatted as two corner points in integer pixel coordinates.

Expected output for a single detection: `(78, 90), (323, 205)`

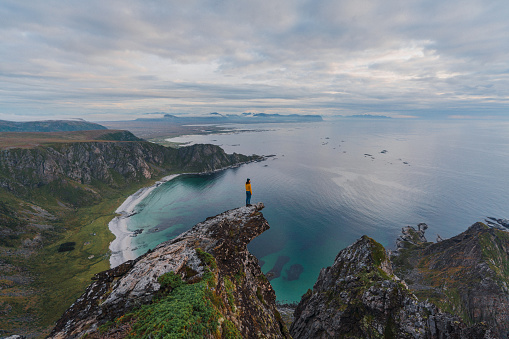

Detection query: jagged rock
(290, 235), (495, 338)
(49, 203), (290, 339)
(393, 222), (509, 338)
(395, 223), (429, 252)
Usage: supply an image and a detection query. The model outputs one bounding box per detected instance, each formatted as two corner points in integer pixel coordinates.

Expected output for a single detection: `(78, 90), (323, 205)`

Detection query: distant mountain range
(0, 119), (107, 132)
(135, 112), (323, 124)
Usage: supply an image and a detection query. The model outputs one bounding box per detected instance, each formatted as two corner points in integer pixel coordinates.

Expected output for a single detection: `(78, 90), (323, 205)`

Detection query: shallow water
(127, 119), (509, 302)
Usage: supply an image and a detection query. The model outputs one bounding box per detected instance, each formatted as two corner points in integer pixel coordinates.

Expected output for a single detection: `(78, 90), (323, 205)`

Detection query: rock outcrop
(290, 235), (495, 338)
(49, 203), (290, 339)
(392, 222), (509, 338)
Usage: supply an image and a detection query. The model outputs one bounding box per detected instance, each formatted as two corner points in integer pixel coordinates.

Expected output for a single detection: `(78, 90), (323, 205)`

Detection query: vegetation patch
(221, 319), (242, 339)
(196, 248), (217, 269)
(0, 200), (26, 230)
(57, 242), (76, 252)
(125, 271), (221, 338)
(366, 236), (387, 267)
(223, 276), (236, 310)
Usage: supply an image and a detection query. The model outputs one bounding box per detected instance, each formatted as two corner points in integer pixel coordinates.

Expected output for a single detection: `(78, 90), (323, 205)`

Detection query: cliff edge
(49, 203), (290, 339)
(290, 235), (495, 338)
(392, 222), (509, 338)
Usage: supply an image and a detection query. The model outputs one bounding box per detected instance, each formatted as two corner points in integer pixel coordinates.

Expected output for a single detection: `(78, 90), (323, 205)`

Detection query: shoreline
(108, 174), (180, 268)
(107, 158), (265, 268)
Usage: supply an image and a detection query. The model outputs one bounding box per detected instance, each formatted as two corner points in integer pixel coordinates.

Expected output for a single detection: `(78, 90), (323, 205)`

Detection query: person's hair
(246, 179), (250, 184)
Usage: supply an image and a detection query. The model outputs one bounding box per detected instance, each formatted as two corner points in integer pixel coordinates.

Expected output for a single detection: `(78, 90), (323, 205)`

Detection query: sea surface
(127, 119), (509, 302)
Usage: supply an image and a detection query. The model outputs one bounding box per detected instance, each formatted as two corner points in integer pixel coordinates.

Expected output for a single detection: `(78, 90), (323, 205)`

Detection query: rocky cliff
(0, 138), (261, 337)
(49, 203), (290, 339)
(290, 235), (495, 338)
(0, 141), (260, 205)
(392, 222), (509, 338)
(45, 205), (509, 338)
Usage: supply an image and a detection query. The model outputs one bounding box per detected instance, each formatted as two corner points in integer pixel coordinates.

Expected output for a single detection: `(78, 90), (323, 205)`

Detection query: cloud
(0, 0), (508, 120)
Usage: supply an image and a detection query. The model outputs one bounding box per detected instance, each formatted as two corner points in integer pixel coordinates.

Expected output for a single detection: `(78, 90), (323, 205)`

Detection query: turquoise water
(127, 119), (509, 302)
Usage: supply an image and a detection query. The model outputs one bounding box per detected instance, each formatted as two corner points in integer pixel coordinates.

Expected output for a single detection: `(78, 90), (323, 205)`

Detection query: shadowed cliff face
(0, 142), (260, 205)
(290, 235), (495, 339)
(49, 203), (291, 339)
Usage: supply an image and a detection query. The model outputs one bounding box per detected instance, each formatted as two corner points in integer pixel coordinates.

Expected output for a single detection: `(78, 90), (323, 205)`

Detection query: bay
(126, 119), (509, 302)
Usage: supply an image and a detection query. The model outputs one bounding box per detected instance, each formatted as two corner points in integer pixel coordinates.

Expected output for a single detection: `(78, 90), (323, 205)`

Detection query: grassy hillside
(0, 135), (259, 338)
(0, 119), (107, 133)
(0, 130), (141, 149)
(0, 174), (158, 337)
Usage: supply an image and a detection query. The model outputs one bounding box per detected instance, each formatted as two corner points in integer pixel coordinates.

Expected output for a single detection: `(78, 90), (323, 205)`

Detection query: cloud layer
(1, 0), (508, 120)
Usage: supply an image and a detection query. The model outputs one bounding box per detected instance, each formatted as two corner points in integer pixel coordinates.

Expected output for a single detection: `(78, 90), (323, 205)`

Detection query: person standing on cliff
(245, 178), (252, 206)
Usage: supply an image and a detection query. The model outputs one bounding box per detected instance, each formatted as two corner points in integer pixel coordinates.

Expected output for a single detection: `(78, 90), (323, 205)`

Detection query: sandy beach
(108, 174), (180, 268)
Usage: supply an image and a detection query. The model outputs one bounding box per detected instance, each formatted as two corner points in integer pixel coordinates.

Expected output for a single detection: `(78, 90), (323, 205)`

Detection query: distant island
(137, 112), (323, 124)
(347, 114), (392, 119)
(101, 112), (323, 139)
(330, 114), (392, 119)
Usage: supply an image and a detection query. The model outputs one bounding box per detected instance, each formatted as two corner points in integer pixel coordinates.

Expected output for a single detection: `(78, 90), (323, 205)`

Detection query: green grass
(3, 178), (160, 335)
(30, 197), (119, 325)
(127, 271), (221, 338)
(98, 249), (243, 338)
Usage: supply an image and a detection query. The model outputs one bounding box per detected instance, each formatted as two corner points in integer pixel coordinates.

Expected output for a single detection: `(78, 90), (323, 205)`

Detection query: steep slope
(49, 203), (291, 339)
(0, 141), (260, 205)
(392, 222), (509, 338)
(0, 140), (261, 337)
(290, 236), (494, 338)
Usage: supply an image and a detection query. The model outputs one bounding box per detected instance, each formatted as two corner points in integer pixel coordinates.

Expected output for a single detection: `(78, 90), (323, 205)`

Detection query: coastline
(108, 174), (180, 268)
(107, 158), (265, 268)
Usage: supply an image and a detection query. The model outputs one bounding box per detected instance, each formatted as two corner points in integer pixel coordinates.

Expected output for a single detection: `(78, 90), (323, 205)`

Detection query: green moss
(196, 248), (217, 269)
(256, 286), (266, 305)
(98, 320), (114, 334)
(0, 200), (26, 230)
(158, 272), (184, 292)
(233, 267), (245, 284)
(479, 230), (509, 281)
(126, 271), (221, 338)
(221, 319), (242, 339)
(223, 277), (236, 310)
(365, 236), (387, 267)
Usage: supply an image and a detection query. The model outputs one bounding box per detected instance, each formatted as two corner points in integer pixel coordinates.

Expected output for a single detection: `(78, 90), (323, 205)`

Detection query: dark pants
(246, 191), (251, 205)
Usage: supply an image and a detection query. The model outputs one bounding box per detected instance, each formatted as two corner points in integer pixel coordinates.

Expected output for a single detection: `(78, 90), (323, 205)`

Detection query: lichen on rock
(290, 234), (495, 338)
(49, 203), (290, 339)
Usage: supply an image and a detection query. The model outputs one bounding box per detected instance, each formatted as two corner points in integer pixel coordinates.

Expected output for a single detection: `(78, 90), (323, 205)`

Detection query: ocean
(125, 119), (509, 303)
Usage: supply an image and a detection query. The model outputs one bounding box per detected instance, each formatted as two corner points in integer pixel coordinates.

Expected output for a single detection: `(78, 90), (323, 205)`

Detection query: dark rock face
(393, 222), (509, 338)
(49, 203), (290, 339)
(290, 235), (495, 338)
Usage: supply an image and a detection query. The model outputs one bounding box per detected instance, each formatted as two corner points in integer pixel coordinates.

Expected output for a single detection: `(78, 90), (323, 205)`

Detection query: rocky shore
(47, 201), (509, 338)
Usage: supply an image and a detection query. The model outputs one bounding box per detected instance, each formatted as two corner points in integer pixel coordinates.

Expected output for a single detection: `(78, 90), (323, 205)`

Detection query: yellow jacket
(245, 183), (252, 193)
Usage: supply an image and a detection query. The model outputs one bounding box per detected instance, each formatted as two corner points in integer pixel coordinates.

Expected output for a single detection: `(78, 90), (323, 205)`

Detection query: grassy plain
(0, 130), (135, 149)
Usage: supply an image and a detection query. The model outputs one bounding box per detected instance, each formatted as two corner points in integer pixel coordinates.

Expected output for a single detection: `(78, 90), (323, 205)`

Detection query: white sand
(108, 174), (180, 268)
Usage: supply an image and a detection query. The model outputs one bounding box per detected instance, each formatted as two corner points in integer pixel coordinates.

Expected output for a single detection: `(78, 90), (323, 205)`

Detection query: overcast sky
(1, 0), (508, 121)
